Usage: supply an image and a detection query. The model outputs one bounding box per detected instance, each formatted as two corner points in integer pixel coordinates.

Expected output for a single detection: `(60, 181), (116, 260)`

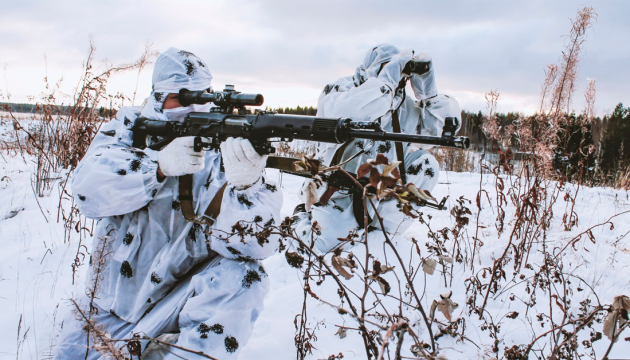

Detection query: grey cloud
(0, 0), (628, 114)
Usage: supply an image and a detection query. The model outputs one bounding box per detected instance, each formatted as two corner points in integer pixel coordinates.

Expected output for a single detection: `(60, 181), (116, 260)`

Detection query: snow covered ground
(1, 134), (629, 359)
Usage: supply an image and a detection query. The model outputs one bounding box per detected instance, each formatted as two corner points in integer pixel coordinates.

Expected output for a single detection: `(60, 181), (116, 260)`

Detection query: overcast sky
(1, 0), (628, 116)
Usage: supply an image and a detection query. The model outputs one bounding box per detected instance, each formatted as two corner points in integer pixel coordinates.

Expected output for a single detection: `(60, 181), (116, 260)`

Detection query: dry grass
(430, 147), (476, 173)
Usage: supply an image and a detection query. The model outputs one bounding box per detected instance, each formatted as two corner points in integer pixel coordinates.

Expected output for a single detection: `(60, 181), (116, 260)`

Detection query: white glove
(220, 137), (268, 188)
(158, 136), (206, 177)
(378, 52), (414, 91)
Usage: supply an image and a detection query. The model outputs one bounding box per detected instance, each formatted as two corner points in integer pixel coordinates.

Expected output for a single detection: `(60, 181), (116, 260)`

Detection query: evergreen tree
(599, 103), (630, 173)
(552, 113), (596, 181)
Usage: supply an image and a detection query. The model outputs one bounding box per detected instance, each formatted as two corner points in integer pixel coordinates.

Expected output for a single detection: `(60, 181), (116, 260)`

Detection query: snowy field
(1, 135), (629, 359)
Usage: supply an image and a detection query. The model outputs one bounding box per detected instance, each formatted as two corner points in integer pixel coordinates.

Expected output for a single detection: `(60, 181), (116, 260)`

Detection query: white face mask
(163, 103), (212, 122)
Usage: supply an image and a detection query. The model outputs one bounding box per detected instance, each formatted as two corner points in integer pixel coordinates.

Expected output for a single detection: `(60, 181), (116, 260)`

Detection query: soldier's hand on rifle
(157, 136), (207, 178)
(378, 51), (414, 91)
(220, 137), (268, 189)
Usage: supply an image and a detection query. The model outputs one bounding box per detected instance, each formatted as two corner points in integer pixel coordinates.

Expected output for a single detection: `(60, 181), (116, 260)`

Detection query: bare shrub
(430, 147), (476, 173)
(7, 40), (158, 259)
(275, 140), (318, 159)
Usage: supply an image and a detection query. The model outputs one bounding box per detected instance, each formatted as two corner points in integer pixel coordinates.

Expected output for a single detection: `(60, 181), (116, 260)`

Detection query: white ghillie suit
(293, 43), (461, 253)
(55, 48), (282, 359)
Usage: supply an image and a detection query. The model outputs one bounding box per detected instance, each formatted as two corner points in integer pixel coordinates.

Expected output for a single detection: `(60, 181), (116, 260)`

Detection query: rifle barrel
(348, 130), (470, 149)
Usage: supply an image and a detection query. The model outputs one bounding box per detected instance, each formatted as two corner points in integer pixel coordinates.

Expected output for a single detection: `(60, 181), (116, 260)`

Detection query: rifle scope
(179, 86), (264, 108)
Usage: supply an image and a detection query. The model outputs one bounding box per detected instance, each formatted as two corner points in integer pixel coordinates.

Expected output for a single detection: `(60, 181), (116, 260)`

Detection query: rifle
(131, 85), (470, 154)
(130, 83), (463, 222)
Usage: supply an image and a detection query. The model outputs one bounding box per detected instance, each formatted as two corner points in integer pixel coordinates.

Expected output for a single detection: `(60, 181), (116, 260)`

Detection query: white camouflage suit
(293, 44), (461, 252)
(55, 48), (282, 359)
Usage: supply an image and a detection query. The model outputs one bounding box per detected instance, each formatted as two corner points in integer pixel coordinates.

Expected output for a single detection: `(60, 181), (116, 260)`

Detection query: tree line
(4, 101), (628, 180)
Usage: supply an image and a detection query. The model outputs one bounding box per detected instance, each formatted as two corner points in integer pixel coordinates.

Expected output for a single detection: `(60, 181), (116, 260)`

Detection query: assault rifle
(131, 85), (470, 154)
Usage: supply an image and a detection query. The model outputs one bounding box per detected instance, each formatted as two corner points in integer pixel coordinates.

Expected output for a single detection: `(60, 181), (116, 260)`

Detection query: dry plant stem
(10, 117), (55, 167)
(394, 326), (407, 360)
(477, 169), (547, 318)
(331, 168), (436, 352)
(131, 41), (159, 104)
(30, 180), (49, 222)
(269, 230), (377, 351)
(361, 185), (377, 359)
(365, 196), (437, 354)
(377, 320), (406, 360)
(108, 337), (220, 360)
(70, 299), (124, 360)
(472, 159), (484, 271)
(550, 7), (596, 116)
(553, 209), (630, 259)
(143, 337), (219, 360)
(296, 229), (316, 359)
(404, 326), (433, 359)
(316, 298), (388, 330)
(74, 299), (220, 360)
(332, 169), (385, 357)
(88, 232), (111, 314)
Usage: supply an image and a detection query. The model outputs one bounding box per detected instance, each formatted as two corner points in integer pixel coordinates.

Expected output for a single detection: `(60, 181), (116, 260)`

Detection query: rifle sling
(330, 140), (353, 167)
(179, 157), (301, 227)
(328, 140), (376, 227)
(391, 108), (407, 184)
(266, 156), (304, 172)
(179, 174), (228, 226)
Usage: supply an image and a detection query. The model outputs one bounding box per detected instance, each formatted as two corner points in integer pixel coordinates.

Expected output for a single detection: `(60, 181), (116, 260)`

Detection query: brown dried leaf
(391, 166), (401, 180)
(401, 203), (418, 218)
(311, 220), (322, 236)
(430, 299), (438, 320)
(380, 264), (395, 274)
(377, 180), (387, 199)
(369, 168), (380, 188)
(437, 291), (458, 322)
(422, 189), (436, 201)
(407, 183), (434, 202)
(372, 259), (382, 276)
(379, 188), (399, 201)
(613, 295), (630, 312)
(294, 161), (307, 172)
(438, 255), (454, 264)
(603, 311), (618, 341)
(382, 161), (402, 177)
(332, 255), (357, 280)
(376, 276), (391, 295)
(301, 156), (322, 176)
(422, 258), (437, 275)
(379, 176), (398, 188)
(357, 163), (373, 179)
(285, 251), (305, 268)
(604, 295), (630, 341)
(305, 181), (319, 211)
(368, 154), (389, 165)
